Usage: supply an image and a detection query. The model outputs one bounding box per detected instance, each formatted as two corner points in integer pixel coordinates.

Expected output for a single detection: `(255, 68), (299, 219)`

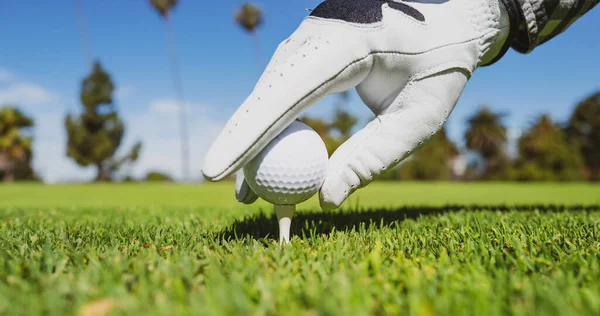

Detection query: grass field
(1, 182), (600, 315)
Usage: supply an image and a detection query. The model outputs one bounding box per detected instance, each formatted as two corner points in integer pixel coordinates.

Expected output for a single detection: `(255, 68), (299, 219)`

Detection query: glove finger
(319, 69), (469, 210)
(202, 23), (373, 181)
(235, 169), (258, 204)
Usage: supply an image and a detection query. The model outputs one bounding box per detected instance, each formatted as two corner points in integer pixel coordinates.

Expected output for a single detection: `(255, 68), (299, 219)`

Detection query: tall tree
(565, 91), (600, 181)
(65, 62), (142, 182)
(300, 108), (359, 156)
(512, 115), (584, 181)
(0, 107), (34, 182)
(464, 106), (509, 179)
(330, 106), (358, 141)
(236, 2), (264, 66)
(149, 0), (190, 182)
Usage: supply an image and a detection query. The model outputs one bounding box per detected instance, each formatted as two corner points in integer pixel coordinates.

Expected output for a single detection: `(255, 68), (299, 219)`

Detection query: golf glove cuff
(506, 0), (598, 53)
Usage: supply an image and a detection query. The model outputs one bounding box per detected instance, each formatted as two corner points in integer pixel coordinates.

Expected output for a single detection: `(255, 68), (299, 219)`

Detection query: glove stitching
(305, 16), (387, 31)
(484, 0), (522, 65)
(361, 150), (383, 183)
(479, 26), (511, 66)
(411, 61), (473, 83)
(327, 120), (383, 200)
(381, 62), (472, 117)
(344, 66), (467, 187)
(306, 1), (426, 27)
(329, 77), (415, 195)
(306, 15), (426, 31)
(481, 2), (494, 65)
(212, 39), (480, 181)
(381, 3), (427, 29)
(356, 140), (384, 184)
(305, 9), (427, 31)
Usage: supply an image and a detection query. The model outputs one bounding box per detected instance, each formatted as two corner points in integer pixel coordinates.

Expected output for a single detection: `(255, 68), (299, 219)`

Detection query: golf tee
(274, 204), (295, 245)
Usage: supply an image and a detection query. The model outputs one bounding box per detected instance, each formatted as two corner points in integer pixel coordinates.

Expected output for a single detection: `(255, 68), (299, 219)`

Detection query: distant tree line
(300, 91), (600, 182)
(0, 78), (598, 183)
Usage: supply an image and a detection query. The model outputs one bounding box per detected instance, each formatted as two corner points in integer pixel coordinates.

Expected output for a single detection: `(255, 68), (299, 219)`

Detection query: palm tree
(515, 114), (584, 181)
(465, 106), (508, 179)
(149, 0), (190, 182)
(565, 91), (600, 180)
(330, 107), (358, 141)
(236, 3), (264, 66)
(0, 107), (34, 182)
(517, 115), (558, 168)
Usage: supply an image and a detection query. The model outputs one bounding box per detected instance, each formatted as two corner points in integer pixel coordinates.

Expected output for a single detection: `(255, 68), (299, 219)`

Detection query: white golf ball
(243, 120), (329, 205)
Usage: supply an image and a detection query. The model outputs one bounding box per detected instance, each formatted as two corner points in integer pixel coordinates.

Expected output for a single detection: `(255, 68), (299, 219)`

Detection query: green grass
(1, 182), (600, 315)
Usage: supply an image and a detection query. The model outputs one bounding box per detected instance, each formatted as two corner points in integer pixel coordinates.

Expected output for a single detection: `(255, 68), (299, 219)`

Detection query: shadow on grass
(216, 204), (600, 242)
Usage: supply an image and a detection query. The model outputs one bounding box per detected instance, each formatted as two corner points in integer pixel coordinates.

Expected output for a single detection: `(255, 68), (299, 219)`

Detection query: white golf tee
(274, 204), (295, 245)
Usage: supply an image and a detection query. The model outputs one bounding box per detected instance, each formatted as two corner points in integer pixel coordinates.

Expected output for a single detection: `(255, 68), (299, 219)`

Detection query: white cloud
(506, 127), (522, 159)
(32, 97), (224, 183)
(115, 84), (135, 100)
(0, 68), (13, 83)
(147, 98), (209, 115)
(149, 98), (180, 114)
(122, 98), (223, 181)
(32, 99), (224, 183)
(32, 113), (96, 183)
(507, 127), (522, 140)
(451, 155), (468, 176)
(0, 82), (60, 109)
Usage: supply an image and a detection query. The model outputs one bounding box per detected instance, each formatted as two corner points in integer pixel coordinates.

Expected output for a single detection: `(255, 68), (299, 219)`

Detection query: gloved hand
(203, 0), (514, 210)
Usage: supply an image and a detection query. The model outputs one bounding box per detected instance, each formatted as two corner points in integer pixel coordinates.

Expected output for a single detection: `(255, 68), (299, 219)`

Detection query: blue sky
(0, 1), (598, 182)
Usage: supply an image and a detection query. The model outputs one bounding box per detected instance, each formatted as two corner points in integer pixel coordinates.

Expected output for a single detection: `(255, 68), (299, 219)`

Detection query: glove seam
(327, 63), (467, 197)
(305, 16), (387, 31)
(480, 0), (521, 66)
(305, 4), (428, 31)
(323, 118), (382, 201)
(209, 39), (481, 181)
(381, 3), (427, 29)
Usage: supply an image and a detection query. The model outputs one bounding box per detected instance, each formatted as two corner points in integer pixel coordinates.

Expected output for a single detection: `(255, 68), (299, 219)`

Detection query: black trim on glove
(481, 0), (522, 66)
(309, 0), (425, 24)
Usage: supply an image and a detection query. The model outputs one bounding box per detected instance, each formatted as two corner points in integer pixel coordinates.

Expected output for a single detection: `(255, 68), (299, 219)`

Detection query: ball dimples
(243, 121), (328, 205)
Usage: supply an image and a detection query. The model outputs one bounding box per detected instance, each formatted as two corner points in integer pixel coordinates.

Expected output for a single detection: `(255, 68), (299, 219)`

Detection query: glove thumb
(235, 169), (259, 204)
(320, 69), (469, 210)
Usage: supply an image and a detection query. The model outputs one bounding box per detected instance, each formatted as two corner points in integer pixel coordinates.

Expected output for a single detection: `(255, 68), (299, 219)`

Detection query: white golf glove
(203, 0), (513, 210)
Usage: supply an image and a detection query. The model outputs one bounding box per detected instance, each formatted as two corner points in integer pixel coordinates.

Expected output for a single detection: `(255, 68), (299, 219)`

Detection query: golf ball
(243, 120), (328, 205)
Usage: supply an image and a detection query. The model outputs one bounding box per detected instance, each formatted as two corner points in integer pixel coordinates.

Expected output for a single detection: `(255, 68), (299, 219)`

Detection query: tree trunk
(74, 0), (93, 67)
(164, 14), (190, 182)
(95, 163), (108, 182)
(250, 31), (264, 70)
(2, 168), (14, 183)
